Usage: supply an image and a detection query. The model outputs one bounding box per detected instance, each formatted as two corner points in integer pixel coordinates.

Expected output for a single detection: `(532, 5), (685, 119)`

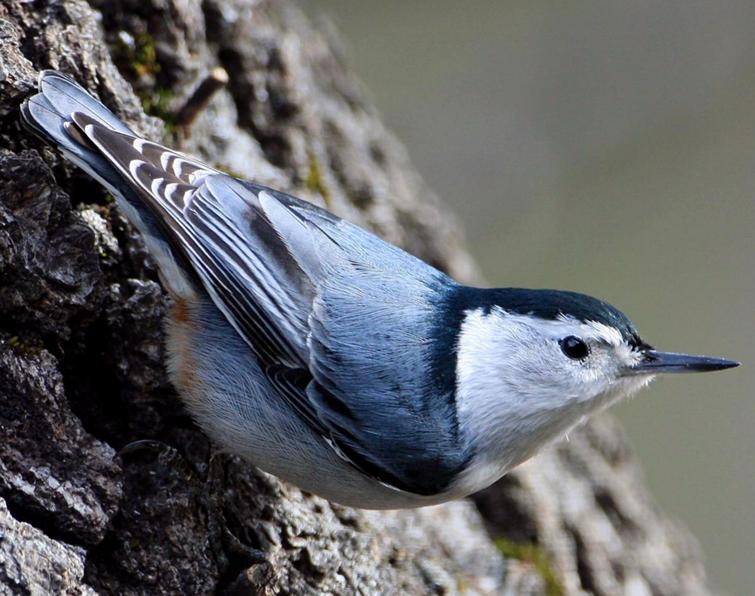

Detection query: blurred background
(304, 1), (754, 593)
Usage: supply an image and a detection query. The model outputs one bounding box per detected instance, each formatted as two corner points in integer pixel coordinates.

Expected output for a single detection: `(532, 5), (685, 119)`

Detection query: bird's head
(451, 288), (738, 489)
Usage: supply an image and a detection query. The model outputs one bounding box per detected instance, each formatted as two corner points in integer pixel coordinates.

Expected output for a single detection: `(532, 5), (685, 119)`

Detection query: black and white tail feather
(20, 70), (464, 496)
(21, 70), (217, 298)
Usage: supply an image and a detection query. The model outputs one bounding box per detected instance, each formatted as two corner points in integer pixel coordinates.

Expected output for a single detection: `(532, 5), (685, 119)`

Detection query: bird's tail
(21, 71), (137, 197)
(20, 70), (194, 296)
(20, 71), (162, 233)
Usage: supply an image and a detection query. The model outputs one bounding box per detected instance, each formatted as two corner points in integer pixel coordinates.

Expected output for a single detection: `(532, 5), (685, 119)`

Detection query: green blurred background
(305, 1), (754, 592)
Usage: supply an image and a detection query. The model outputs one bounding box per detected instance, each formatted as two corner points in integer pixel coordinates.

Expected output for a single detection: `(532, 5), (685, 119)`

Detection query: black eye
(560, 336), (589, 360)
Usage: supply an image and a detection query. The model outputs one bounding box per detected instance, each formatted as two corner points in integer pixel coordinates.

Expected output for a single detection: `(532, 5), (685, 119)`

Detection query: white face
(452, 306), (654, 495)
(457, 307), (651, 410)
(490, 311), (647, 404)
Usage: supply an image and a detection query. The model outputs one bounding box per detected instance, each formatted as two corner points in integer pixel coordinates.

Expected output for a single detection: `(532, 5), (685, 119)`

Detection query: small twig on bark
(174, 67), (229, 133)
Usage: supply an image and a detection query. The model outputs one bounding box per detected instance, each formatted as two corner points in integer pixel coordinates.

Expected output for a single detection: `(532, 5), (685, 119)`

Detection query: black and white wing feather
(22, 71), (471, 496)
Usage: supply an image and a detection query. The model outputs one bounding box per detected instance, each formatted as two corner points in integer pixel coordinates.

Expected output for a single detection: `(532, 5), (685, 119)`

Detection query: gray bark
(0, 0), (708, 593)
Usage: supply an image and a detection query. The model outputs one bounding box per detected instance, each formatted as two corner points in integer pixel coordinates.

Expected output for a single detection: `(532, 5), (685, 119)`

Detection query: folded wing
(73, 113), (470, 495)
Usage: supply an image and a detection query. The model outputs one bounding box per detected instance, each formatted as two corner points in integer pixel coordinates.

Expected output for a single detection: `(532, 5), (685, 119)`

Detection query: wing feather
(71, 113), (469, 494)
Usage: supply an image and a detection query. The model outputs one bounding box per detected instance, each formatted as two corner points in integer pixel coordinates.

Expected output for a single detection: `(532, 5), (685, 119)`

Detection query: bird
(20, 70), (739, 509)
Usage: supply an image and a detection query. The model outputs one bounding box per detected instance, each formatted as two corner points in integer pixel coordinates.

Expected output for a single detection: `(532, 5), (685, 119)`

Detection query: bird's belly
(164, 295), (442, 509)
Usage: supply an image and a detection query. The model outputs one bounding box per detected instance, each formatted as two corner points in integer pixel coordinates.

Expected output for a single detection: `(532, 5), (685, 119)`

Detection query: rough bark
(0, 0), (708, 594)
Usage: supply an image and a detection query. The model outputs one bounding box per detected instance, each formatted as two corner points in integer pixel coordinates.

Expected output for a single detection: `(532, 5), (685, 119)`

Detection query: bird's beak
(629, 350), (740, 375)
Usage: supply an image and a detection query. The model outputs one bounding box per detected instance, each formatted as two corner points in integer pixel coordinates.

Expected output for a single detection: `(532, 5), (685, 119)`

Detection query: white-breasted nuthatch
(20, 71), (739, 509)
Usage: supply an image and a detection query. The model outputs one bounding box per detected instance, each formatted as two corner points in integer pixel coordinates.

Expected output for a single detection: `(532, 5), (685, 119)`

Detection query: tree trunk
(0, 0), (708, 593)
